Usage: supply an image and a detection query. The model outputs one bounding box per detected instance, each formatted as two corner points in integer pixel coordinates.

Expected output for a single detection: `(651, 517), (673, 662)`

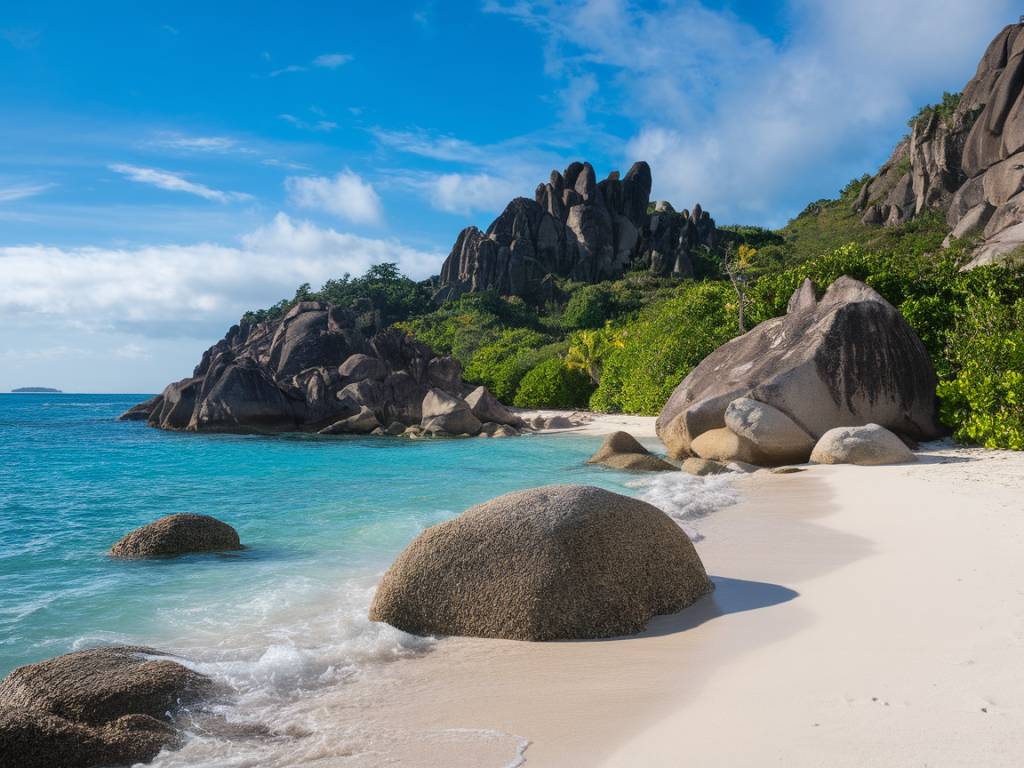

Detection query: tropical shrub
(563, 285), (615, 329)
(937, 292), (1024, 450)
(513, 358), (596, 409)
(463, 328), (552, 402)
(590, 282), (737, 414)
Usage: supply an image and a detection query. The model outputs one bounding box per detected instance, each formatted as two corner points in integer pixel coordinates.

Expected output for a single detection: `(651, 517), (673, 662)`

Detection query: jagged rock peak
(437, 160), (717, 301)
(855, 20), (1024, 267)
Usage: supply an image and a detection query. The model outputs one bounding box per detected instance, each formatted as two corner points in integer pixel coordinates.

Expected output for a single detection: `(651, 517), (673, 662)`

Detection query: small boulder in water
(0, 645), (212, 768)
(588, 431), (676, 472)
(683, 457), (729, 476)
(110, 513), (242, 559)
(369, 484), (712, 641)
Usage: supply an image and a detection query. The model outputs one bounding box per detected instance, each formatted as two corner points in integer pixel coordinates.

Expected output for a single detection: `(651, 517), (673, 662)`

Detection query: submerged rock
(110, 514), (242, 559)
(810, 424), (916, 466)
(369, 485), (711, 641)
(656, 276), (942, 462)
(587, 431), (676, 472)
(0, 646), (212, 768)
(682, 457), (730, 476)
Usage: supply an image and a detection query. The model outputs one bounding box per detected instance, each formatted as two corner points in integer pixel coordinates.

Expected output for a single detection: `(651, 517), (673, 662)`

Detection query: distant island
(11, 387), (62, 393)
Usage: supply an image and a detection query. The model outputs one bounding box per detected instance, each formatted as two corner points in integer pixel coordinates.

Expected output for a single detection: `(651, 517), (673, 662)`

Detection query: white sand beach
(341, 441), (1024, 767)
(516, 409), (660, 438)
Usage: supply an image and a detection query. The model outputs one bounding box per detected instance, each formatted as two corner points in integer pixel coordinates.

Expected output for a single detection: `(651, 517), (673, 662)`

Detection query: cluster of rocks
(656, 276), (940, 467)
(119, 301), (527, 437)
(0, 514), (251, 764)
(854, 21), (1024, 267)
(436, 160), (718, 301)
(0, 646), (213, 768)
(369, 484), (712, 641)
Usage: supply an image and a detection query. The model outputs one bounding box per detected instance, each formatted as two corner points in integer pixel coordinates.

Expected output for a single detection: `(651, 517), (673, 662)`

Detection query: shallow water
(0, 393), (736, 766)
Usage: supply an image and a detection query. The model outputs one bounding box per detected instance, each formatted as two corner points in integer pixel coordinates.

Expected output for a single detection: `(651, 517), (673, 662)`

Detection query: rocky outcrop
(369, 485), (712, 640)
(856, 22), (1024, 266)
(656, 277), (943, 463)
(122, 302), (501, 435)
(437, 161), (718, 300)
(0, 646), (212, 768)
(110, 514), (242, 558)
(464, 386), (524, 427)
(587, 431), (677, 471)
(420, 388), (482, 436)
(810, 424), (917, 465)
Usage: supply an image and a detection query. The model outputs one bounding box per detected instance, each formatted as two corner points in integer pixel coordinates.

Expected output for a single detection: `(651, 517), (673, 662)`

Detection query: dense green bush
(513, 358), (596, 409)
(563, 285), (615, 329)
(463, 328), (553, 402)
(937, 292), (1024, 450)
(589, 282), (737, 415)
(397, 292), (541, 362)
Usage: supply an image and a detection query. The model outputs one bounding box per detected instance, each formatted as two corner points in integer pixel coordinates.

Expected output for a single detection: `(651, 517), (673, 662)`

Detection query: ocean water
(0, 393), (736, 766)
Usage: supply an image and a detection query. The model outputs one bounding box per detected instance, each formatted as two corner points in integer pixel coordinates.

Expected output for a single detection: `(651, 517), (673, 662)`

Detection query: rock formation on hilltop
(855, 21), (1024, 267)
(120, 301), (473, 434)
(437, 161), (718, 300)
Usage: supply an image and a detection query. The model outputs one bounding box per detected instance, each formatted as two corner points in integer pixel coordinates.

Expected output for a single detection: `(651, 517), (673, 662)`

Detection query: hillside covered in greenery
(243, 173), (1024, 450)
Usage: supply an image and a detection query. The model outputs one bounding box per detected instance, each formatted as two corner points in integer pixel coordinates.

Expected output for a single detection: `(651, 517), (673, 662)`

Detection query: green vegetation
(587, 283), (737, 414)
(513, 358), (595, 409)
(937, 292), (1024, 450)
(907, 91), (962, 131)
(241, 263), (432, 329)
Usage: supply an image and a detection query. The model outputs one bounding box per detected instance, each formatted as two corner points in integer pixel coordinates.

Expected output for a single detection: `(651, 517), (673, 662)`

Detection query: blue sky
(0, 0), (1016, 391)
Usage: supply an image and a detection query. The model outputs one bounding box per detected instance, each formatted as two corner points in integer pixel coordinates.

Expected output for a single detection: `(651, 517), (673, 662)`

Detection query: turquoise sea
(0, 393), (734, 766)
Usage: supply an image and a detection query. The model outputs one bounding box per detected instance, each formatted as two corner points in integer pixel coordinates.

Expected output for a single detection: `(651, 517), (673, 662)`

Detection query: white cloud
(285, 170), (384, 224)
(269, 64), (307, 77)
(0, 183), (55, 202)
(489, 0), (1017, 225)
(373, 128), (567, 214)
(279, 113), (338, 132)
(426, 172), (523, 214)
(109, 164), (252, 203)
(148, 134), (242, 153)
(0, 213), (442, 337)
(313, 53), (353, 69)
(373, 128), (490, 163)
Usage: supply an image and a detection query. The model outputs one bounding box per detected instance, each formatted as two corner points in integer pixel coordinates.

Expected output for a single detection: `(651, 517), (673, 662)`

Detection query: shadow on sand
(637, 575), (798, 639)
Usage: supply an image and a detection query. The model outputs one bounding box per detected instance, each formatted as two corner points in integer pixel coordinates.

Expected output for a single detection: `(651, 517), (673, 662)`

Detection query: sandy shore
(515, 409), (659, 438)
(339, 441), (1024, 766)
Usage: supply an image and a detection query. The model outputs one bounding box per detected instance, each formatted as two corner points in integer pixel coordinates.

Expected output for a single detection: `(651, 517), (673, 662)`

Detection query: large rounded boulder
(369, 485), (712, 641)
(656, 276), (943, 461)
(110, 513), (242, 559)
(0, 646), (212, 768)
(810, 423), (916, 465)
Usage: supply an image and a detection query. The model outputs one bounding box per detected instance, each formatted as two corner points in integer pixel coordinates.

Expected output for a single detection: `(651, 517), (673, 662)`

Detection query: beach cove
(4, 394), (1022, 766)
